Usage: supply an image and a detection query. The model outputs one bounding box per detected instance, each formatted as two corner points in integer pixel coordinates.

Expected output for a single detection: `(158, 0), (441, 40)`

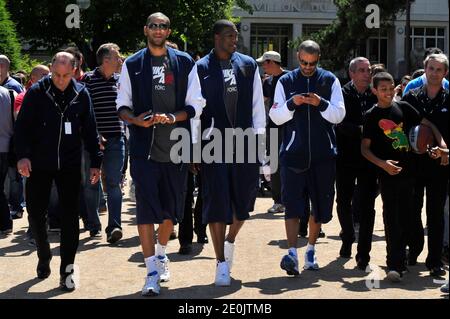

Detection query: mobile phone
(143, 113), (153, 121)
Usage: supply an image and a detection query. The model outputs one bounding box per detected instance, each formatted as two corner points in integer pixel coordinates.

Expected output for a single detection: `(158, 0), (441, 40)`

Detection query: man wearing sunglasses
(270, 40), (345, 277)
(116, 12), (205, 297)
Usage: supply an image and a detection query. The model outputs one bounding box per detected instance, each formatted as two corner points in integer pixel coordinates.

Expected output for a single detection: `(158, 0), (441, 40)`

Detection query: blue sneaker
(304, 249), (319, 270)
(280, 252), (299, 276)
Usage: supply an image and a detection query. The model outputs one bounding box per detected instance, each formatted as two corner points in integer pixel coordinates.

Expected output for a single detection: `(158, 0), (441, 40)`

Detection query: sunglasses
(300, 59), (318, 67)
(147, 23), (170, 31)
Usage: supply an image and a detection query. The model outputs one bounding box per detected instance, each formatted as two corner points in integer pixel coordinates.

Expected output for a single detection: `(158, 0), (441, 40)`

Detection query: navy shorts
(281, 160), (336, 224)
(130, 158), (188, 225)
(201, 163), (259, 224)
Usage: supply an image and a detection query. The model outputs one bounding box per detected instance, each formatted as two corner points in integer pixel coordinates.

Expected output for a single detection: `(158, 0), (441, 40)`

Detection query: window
(355, 29), (388, 67)
(302, 24), (328, 37)
(411, 27), (445, 51)
(251, 24), (292, 66)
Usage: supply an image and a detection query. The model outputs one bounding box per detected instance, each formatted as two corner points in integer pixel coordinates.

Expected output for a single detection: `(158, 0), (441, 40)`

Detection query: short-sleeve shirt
(220, 60), (238, 127)
(150, 55), (177, 163)
(363, 101), (422, 177)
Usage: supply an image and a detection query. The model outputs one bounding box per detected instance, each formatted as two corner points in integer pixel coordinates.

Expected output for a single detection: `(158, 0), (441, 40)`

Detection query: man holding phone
(116, 12), (205, 297)
(270, 40), (345, 277)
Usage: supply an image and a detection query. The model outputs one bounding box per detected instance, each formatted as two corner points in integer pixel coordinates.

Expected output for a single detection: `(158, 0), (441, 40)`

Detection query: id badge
(65, 122), (72, 135)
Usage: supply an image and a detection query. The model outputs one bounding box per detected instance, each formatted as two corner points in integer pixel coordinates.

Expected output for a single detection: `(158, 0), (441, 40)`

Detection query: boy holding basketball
(361, 72), (447, 282)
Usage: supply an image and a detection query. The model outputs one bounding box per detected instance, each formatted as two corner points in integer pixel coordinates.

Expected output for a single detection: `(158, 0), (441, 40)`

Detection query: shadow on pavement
(0, 278), (69, 299)
(109, 280), (243, 299)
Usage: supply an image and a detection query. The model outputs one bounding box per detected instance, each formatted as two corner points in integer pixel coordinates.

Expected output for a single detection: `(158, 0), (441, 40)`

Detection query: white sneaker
(224, 241), (235, 271)
(156, 255), (170, 282)
(304, 249), (319, 270)
(215, 261), (231, 286)
(141, 272), (160, 296)
(386, 270), (402, 283)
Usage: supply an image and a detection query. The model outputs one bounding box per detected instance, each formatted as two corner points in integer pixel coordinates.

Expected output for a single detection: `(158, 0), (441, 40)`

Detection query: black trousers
(178, 172), (207, 245)
(379, 175), (414, 272)
(26, 168), (81, 275)
(407, 173), (448, 268)
(336, 162), (360, 244)
(355, 169), (379, 265)
(0, 153), (12, 231)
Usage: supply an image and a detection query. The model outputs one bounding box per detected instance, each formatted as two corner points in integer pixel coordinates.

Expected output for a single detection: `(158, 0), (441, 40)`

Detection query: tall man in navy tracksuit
(194, 20), (266, 286)
(14, 52), (102, 291)
(116, 12), (205, 297)
(270, 40), (345, 276)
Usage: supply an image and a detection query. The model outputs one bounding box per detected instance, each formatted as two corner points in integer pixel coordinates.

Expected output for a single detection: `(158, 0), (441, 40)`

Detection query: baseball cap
(256, 51), (281, 63)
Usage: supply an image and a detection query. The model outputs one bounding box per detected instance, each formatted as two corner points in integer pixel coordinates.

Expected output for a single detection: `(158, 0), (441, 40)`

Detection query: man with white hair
(402, 53), (449, 277)
(14, 52), (102, 292)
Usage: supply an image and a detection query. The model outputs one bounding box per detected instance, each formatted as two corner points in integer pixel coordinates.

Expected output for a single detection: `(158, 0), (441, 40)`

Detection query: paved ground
(0, 183), (448, 300)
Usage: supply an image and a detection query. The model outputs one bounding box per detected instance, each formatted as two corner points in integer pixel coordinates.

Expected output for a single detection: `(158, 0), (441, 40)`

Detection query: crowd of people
(0, 12), (448, 297)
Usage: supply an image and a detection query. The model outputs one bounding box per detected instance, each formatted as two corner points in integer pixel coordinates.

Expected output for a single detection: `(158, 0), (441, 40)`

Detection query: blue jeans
(83, 136), (125, 233)
(7, 166), (24, 212)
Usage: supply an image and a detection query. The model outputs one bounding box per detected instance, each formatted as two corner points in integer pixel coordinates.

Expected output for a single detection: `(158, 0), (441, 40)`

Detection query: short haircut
(411, 68), (425, 79)
(424, 53), (449, 71)
(96, 43), (120, 65)
(52, 52), (76, 69)
(349, 57), (370, 72)
(0, 55), (11, 66)
(370, 63), (386, 76)
(213, 20), (236, 35)
(423, 47), (443, 61)
(401, 75), (411, 83)
(297, 40), (320, 55)
(372, 72), (394, 89)
(64, 46), (83, 68)
(146, 12), (170, 26)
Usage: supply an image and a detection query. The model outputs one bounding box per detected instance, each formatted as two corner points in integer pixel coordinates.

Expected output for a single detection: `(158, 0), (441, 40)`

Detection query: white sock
(156, 242), (166, 257)
(306, 244), (315, 252)
(288, 247), (298, 258)
(144, 256), (157, 275)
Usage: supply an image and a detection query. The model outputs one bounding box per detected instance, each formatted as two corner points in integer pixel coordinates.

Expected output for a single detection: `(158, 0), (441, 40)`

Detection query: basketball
(409, 124), (435, 154)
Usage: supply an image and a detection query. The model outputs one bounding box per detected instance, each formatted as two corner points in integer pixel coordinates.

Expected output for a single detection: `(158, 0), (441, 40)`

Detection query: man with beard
(270, 40), (345, 276)
(116, 12), (205, 296)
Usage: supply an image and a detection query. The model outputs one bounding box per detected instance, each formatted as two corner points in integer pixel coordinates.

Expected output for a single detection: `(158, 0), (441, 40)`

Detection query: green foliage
(0, 0), (22, 70)
(290, 0), (409, 70)
(7, 0), (252, 68)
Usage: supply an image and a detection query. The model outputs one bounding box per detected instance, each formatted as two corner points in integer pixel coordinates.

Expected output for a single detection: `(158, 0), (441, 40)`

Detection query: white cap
(256, 51), (281, 63)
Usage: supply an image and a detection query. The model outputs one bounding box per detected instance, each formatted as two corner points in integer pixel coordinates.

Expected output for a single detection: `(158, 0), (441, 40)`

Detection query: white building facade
(233, 0), (449, 78)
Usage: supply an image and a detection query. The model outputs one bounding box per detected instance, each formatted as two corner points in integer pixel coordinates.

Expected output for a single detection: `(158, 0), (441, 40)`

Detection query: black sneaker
(429, 266), (446, 277)
(107, 228), (123, 244)
(318, 228), (326, 238)
(37, 257), (52, 279)
(60, 273), (76, 292)
(90, 230), (102, 238)
(197, 235), (209, 244)
(10, 210), (23, 220)
(178, 243), (193, 255)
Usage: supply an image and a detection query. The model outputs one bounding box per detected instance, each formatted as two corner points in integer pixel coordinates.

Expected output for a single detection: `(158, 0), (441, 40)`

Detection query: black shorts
(130, 158), (187, 225)
(201, 163), (259, 224)
(281, 160), (336, 224)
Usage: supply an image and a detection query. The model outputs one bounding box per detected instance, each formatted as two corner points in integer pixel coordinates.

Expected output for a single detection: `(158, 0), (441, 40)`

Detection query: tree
(290, 0), (409, 71)
(0, 0), (22, 70)
(7, 0), (251, 68)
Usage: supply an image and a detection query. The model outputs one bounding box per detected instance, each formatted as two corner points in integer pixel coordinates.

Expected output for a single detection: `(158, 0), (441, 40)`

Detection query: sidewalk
(0, 186), (448, 299)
